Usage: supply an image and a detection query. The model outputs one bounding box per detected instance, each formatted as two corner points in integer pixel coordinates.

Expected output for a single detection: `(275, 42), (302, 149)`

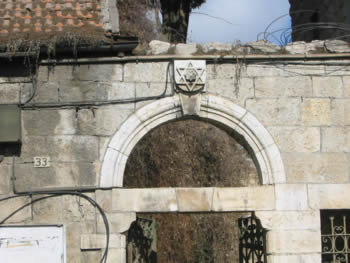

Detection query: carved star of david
(176, 62), (205, 93)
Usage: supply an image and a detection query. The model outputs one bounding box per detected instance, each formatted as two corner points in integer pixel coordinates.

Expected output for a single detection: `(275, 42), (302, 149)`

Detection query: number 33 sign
(33, 157), (50, 168)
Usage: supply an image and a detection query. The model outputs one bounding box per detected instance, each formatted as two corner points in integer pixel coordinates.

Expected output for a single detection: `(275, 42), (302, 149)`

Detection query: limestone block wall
(1, 51), (350, 262)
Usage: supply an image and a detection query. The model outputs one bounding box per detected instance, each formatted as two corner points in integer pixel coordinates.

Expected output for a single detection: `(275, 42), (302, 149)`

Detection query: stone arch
(100, 94), (285, 188)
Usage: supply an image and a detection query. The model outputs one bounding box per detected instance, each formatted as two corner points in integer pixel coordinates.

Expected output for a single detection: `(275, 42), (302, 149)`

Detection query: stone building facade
(1, 0), (350, 262)
(1, 39), (350, 262)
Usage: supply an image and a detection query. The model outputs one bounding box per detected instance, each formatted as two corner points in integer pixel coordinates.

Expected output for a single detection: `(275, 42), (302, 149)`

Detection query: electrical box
(0, 225), (66, 263)
(0, 105), (21, 143)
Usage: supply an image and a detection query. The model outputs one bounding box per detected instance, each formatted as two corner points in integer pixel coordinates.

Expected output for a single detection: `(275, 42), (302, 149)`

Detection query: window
(321, 210), (350, 263)
(239, 213), (267, 263)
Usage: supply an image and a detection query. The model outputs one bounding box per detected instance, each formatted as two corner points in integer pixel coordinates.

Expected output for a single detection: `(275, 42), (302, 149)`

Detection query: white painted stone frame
(100, 94), (285, 188)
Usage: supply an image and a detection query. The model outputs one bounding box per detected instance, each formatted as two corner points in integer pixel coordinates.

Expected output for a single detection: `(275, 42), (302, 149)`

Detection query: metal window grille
(239, 213), (267, 263)
(321, 210), (350, 263)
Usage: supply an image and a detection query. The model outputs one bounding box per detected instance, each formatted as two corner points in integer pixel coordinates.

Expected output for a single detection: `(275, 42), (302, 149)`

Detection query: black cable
(0, 191), (110, 263)
(21, 61), (175, 109)
(258, 10), (350, 46)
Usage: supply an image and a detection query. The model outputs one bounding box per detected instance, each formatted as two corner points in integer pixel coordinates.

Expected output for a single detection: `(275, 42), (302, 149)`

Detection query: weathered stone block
(325, 40), (350, 53)
(104, 82), (135, 100)
(124, 62), (169, 83)
(14, 162), (98, 191)
(312, 76), (343, 97)
(96, 189), (112, 212)
(0, 83), (20, 103)
(81, 251), (101, 263)
(19, 135), (99, 162)
(275, 184), (308, 210)
(48, 65), (76, 81)
(268, 126), (320, 152)
(0, 195), (31, 223)
(135, 82), (172, 98)
(284, 64), (325, 76)
(175, 43), (197, 55)
(255, 77), (312, 97)
(246, 64), (285, 77)
(95, 105), (134, 136)
(66, 221), (96, 262)
(212, 186), (275, 211)
(283, 153), (349, 183)
(207, 64), (237, 79)
(267, 254), (321, 263)
(301, 98), (331, 125)
(77, 108), (96, 135)
(66, 247), (81, 263)
(285, 41), (309, 54)
(247, 40), (281, 53)
(20, 83), (34, 104)
(343, 76), (350, 97)
(176, 188), (213, 211)
(324, 66), (350, 76)
(32, 195), (63, 223)
(97, 212), (136, 234)
(106, 248), (126, 263)
(246, 98), (300, 125)
(81, 234), (125, 249)
(152, 62), (171, 82)
(330, 99), (350, 125)
(22, 109), (77, 135)
(63, 193), (96, 222)
(99, 136), (110, 161)
(73, 64), (123, 82)
(148, 40), (171, 55)
(58, 80), (101, 102)
(255, 211), (320, 231)
(37, 66), (49, 81)
(201, 42), (233, 53)
(207, 77), (253, 106)
(0, 164), (11, 194)
(112, 188), (178, 212)
(309, 184), (350, 209)
(266, 230), (321, 254)
(32, 81), (59, 103)
(322, 127), (350, 152)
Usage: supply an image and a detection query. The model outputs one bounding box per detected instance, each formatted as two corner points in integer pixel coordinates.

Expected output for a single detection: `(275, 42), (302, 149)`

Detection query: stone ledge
(266, 230), (321, 254)
(308, 184), (350, 209)
(111, 186), (276, 212)
(267, 254), (321, 263)
(81, 234), (125, 250)
(212, 186), (275, 211)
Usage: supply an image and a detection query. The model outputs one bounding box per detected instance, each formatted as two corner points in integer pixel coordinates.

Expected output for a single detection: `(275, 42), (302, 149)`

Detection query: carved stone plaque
(174, 60), (206, 94)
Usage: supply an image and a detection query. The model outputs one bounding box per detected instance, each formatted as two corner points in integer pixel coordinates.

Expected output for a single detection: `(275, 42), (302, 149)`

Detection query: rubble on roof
(145, 39), (350, 56)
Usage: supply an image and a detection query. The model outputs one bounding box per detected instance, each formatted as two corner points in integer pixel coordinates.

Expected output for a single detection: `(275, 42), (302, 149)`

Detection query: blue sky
(188, 0), (291, 45)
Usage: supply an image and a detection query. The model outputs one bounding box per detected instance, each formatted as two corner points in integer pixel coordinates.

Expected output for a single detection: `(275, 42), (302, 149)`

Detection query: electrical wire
(258, 10), (350, 46)
(0, 191), (110, 263)
(21, 61), (175, 109)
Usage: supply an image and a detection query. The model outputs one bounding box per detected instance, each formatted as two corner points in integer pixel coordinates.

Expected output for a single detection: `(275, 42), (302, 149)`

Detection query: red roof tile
(0, 0), (105, 42)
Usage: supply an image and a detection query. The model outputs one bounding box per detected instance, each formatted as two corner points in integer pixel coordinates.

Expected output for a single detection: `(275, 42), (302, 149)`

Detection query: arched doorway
(100, 94), (285, 188)
(123, 118), (263, 262)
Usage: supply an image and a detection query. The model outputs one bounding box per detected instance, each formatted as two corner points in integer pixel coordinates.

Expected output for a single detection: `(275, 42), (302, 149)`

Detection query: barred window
(126, 212), (267, 263)
(321, 210), (350, 263)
